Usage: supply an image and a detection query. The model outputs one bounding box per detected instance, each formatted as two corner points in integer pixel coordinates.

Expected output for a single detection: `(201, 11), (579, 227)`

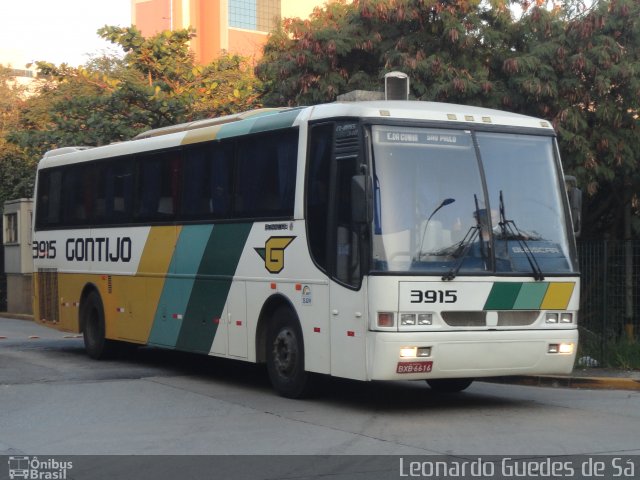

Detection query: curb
(485, 375), (640, 391)
(0, 313), (34, 321)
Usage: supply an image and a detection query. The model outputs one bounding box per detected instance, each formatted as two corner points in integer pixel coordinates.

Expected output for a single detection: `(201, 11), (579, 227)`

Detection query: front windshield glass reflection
(371, 125), (576, 275)
(476, 132), (574, 274)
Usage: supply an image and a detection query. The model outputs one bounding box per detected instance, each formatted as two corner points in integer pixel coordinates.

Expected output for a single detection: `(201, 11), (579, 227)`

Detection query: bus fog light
(546, 313), (558, 323)
(560, 313), (573, 323)
(417, 347), (431, 357)
(417, 313), (433, 326)
(378, 312), (394, 328)
(400, 347), (417, 358)
(400, 313), (416, 326)
(559, 343), (574, 354)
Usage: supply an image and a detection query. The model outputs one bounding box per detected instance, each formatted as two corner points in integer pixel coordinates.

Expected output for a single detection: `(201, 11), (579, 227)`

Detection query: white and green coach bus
(32, 100), (579, 397)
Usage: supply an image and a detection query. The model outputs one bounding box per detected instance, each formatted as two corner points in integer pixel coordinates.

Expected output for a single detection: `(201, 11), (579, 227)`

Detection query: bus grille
(37, 268), (59, 322)
(441, 311), (539, 327)
(441, 311), (486, 327)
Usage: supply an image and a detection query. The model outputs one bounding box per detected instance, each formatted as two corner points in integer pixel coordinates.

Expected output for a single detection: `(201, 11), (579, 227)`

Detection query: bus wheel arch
(258, 296), (315, 398)
(255, 294), (296, 364)
(79, 286), (113, 359)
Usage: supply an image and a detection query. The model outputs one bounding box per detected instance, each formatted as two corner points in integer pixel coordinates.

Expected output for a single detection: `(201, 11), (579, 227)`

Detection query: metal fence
(577, 240), (640, 367)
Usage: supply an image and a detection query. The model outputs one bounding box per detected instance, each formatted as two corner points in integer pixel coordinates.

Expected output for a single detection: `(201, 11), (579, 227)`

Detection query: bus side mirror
(351, 175), (372, 224)
(564, 175), (582, 237)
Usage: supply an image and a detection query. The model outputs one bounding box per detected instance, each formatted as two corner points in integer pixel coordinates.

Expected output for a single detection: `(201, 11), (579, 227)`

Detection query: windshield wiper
(442, 195), (486, 281)
(498, 190), (545, 281)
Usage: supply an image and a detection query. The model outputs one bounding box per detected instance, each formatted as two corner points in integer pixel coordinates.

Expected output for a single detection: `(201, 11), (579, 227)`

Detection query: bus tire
(426, 378), (474, 393)
(81, 291), (113, 360)
(266, 307), (314, 399)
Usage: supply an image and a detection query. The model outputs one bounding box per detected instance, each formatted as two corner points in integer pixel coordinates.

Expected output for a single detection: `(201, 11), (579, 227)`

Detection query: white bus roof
(38, 101), (553, 169)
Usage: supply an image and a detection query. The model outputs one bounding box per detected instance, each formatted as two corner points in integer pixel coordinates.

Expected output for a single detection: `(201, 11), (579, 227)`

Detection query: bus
(32, 99), (579, 398)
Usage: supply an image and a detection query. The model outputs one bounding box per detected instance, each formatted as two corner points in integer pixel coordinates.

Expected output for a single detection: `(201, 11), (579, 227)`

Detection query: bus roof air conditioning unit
(385, 71), (409, 100)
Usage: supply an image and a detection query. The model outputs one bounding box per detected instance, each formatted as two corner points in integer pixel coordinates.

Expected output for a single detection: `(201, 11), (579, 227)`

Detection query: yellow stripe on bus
(540, 282), (575, 310)
(117, 226), (180, 343)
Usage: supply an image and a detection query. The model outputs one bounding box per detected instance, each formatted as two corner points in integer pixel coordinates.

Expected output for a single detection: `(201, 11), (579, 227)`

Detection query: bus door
(329, 124), (369, 381)
(307, 121), (369, 380)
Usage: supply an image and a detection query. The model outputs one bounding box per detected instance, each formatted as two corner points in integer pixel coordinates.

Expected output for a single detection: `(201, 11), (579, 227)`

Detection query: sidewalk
(487, 368), (640, 391)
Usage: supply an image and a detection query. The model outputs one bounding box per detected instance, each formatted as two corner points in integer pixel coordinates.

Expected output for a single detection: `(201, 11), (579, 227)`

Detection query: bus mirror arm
(351, 175), (373, 224)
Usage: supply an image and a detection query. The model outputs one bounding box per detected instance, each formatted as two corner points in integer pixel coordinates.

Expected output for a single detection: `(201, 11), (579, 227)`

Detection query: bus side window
(235, 129), (296, 218)
(334, 156), (361, 286)
(136, 151), (182, 221)
(306, 124), (333, 272)
(182, 143), (233, 219)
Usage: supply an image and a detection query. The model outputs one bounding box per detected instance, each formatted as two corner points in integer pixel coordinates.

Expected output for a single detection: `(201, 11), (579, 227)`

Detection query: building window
(4, 213), (18, 244)
(229, 0), (280, 32)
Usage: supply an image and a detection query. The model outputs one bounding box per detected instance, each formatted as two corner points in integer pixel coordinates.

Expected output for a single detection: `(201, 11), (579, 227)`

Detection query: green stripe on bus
(249, 109), (300, 134)
(175, 223), (253, 353)
(483, 282), (523, 310)
(513, 282), (549, 310)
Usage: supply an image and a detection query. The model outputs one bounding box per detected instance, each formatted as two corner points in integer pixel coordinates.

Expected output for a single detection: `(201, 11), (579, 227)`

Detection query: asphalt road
(1, 317), (639, 479)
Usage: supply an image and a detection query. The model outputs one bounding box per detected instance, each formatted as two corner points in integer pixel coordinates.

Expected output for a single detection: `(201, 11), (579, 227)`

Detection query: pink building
(132, 0), (322, 63)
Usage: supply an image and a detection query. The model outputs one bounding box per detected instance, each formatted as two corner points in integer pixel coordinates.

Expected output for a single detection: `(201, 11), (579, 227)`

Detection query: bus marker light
(270, 283), (277, 290)
(314, 327), (321, 333)
(236, 320), (242, 326)
(400, 347), (417, 358)
(116, 307), (125, 313)
(295, 284), (302, 291)
(172, 314), (183, 320)
(212, 317), (220, 324)
(377, 312), (394, 328)
(347, 331), (355, 337)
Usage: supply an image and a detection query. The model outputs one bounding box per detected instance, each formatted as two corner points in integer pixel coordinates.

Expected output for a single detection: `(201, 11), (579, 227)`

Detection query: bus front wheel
(266, 307), (314, 399)
(81, 291), (113, 360)
(426, 378), (474, 393)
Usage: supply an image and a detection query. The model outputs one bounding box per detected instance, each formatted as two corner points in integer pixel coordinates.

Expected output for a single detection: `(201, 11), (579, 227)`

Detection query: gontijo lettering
(65, 237), (132, 262)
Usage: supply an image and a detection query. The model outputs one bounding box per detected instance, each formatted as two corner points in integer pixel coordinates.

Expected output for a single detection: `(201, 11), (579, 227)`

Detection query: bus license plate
(396, 361), (433, 374)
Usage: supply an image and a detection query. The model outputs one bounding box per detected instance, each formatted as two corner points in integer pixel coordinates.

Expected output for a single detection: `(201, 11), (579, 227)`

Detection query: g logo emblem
(255, 236), (295, 274)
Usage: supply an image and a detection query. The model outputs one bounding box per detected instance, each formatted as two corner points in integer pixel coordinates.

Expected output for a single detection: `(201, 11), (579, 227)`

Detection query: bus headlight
(418, 313), (433, 326)
(400, 313), (416, 326)
(560, 313), (573, 323)
(546, 313), (559, 323)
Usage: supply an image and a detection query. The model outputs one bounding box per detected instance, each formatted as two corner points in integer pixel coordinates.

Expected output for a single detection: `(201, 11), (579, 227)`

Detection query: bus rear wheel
(81, 291), (113, 360)
(266, 307), (314, 399)
(426, 378), (474, 393)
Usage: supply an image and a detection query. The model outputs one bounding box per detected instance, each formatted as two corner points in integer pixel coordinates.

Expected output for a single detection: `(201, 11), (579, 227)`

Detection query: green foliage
(0, 67), (36, 208)
(257, 0), (640, 238)
(2, 26), (262, 206)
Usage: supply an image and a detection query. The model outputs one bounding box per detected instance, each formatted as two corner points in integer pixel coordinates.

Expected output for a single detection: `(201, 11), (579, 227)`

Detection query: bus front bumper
(368, 329), (578, 381)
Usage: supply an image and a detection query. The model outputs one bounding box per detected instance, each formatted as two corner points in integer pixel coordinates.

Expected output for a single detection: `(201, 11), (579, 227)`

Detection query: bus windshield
(371, 125), (576, 275)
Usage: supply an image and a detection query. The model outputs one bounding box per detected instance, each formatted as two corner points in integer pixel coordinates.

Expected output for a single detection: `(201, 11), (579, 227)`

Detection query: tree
(498, 0), (640, 238)
(257, 0), (640, 238)
(257, 0), (513, 106)
(0, 67), (35, 207)
(12, 26), (262, 159)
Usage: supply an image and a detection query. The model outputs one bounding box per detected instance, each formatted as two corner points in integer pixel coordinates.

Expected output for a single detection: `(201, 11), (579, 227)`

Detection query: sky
(0, 0), (132, 68)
